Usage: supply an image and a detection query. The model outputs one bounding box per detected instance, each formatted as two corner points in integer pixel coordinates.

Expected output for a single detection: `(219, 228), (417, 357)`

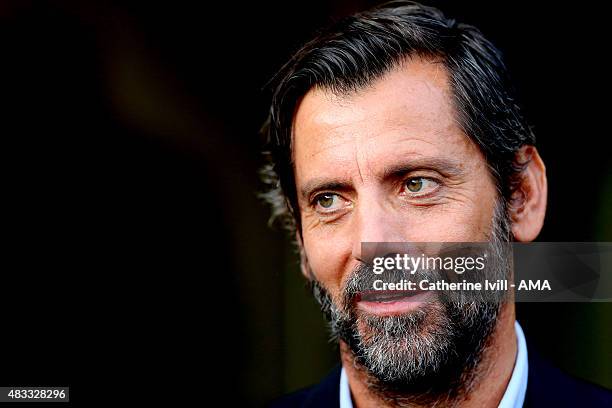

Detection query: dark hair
(261, 1), (534, 235)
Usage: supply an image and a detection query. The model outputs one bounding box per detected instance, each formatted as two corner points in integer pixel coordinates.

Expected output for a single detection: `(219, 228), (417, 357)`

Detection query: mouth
(355, 290), (432, 316)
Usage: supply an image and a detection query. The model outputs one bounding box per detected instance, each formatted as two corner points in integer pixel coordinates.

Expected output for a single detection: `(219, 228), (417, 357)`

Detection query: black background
(1, 0), (610, 405)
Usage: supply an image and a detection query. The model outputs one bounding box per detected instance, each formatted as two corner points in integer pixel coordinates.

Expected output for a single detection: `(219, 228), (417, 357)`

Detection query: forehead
(292, 57), (479, 182)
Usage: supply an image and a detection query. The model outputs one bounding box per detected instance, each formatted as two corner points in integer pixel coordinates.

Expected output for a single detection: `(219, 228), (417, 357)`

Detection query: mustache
(340, 261), (445, 308)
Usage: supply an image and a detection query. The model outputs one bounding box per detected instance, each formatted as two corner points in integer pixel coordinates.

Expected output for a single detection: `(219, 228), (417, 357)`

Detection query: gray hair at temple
(260, 0), (534, 236)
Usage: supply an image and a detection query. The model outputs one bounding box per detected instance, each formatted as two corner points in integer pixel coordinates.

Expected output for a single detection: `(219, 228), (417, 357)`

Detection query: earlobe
(509, 146), (548, 242)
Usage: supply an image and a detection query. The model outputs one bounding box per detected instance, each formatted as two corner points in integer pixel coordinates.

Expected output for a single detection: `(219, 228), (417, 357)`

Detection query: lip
(355, 290), (432, 316)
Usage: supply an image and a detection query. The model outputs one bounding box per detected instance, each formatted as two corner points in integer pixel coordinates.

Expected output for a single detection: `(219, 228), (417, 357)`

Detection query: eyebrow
(299, 156), (464, 201)
(300, 180), (352, 202)
(380, 157), (464, 180)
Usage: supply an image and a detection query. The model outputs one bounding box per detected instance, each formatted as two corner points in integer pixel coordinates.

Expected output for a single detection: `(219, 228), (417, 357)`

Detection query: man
(262, 2), (612, 407)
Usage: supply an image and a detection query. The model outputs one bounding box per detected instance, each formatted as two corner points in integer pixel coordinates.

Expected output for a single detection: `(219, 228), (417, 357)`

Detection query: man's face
(294, 58), (498, 305)
(292, 58), (506, 393)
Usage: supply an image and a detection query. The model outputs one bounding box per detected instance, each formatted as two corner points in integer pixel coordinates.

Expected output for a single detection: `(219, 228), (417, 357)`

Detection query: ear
(295, 231), (313, 280)
(509, 146), (548, 242)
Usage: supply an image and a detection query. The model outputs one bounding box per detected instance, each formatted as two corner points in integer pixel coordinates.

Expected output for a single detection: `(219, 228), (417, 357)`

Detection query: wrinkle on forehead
(290, 56), (494, 207)
(292, 57), (464, 167)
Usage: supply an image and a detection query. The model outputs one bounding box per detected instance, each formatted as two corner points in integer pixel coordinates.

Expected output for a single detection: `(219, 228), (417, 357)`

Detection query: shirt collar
(340, 320), (528, 408)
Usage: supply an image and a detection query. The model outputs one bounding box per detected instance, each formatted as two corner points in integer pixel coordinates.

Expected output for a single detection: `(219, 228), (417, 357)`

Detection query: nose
(351, 199), (406, 263)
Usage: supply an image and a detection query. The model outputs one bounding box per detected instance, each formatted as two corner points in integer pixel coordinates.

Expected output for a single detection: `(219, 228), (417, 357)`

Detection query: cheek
(302, 232), (350, 294)
(399, 193), (498, 241)
(410, 210), (493, 241)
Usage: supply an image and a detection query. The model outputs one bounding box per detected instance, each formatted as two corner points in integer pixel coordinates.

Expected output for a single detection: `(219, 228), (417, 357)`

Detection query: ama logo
(518, 280), (551, 290)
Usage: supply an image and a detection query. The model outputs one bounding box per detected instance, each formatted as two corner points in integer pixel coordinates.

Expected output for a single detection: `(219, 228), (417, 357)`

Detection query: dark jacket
(270, 348), (611, 407)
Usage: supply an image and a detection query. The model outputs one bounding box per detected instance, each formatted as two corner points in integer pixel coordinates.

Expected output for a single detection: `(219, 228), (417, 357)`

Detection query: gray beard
(308, 200), (512, 406)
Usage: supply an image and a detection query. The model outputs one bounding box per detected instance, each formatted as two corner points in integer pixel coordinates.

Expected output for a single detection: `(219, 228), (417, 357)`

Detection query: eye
(403, 177), (439, 195)
(313, 193), (345, 212)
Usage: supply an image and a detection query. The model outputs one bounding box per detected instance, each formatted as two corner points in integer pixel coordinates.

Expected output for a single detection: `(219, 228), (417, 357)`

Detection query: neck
(341, 303), (517, 408)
